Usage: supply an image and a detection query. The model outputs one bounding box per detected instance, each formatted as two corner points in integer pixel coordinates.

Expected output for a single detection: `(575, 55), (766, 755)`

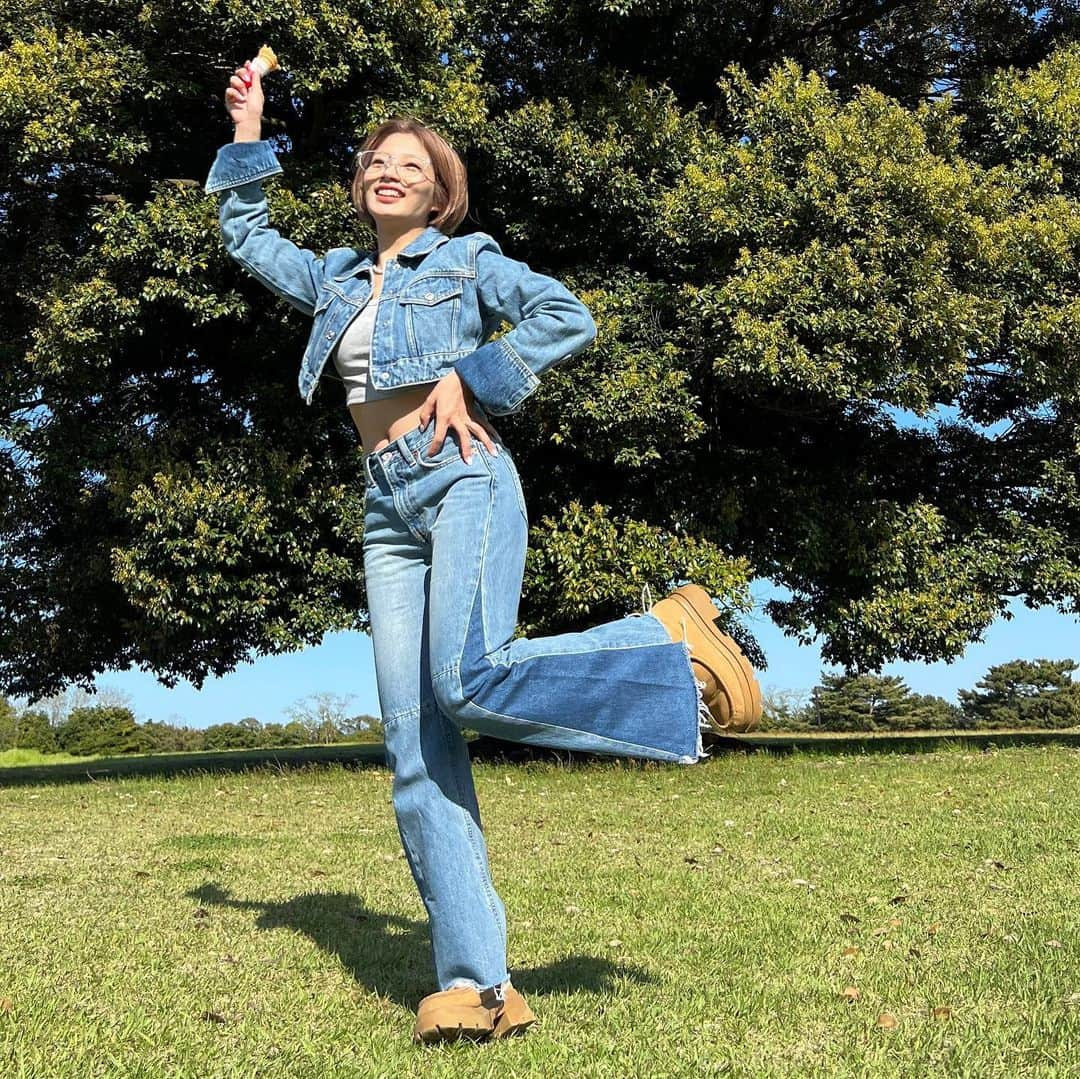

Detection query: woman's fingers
(418, 393), (436, 432)
(453, 420), (475, 464)
(225, 63), (264, 120)
(420, 372), (496, 462)
(466, 419), (498, 457)
(428, 413), (451, 456)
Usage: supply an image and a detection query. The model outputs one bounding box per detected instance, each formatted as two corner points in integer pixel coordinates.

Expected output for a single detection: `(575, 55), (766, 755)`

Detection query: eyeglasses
(355, 150), (434, 186)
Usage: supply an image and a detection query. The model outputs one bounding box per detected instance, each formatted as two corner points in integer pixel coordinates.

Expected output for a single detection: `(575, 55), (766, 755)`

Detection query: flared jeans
(361, 424), (703, 993)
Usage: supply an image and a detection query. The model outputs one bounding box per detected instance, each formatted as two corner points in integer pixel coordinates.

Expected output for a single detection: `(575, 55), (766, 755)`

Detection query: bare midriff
(347, 262), (495, 453)
(349, 388), (434, 452)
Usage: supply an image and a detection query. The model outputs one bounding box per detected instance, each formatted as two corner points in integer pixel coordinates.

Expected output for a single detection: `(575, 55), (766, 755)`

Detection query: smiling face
(360, 132), (442, 231)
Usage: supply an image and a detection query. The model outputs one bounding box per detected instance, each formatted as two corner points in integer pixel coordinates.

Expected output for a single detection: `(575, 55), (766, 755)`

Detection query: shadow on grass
(466, 729), (1080, 763)
(704, 729), (1080, 756)
(0, 742), (388, 788)
(188, 882), (655, 1009)
(3, 730), (1077, 788)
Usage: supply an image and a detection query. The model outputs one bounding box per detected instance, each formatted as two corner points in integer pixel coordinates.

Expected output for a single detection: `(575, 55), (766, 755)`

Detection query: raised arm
(204, 62), (324, 316)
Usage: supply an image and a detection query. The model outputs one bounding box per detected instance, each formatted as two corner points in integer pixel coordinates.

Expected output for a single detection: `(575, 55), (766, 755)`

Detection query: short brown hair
(350, 117), (469, 234)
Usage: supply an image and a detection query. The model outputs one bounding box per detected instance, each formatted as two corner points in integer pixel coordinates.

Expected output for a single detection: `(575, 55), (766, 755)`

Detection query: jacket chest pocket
(398, 280), (462, 356)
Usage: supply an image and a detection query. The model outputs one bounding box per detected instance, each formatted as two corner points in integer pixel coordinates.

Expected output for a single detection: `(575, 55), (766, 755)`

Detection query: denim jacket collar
(399, 225), (451, 259)
(331, 225), (449, 281)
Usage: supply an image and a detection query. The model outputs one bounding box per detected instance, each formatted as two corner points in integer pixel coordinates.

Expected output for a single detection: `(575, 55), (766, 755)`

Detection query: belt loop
(362, 450), (376, 487)
(399, 429), (419, 466)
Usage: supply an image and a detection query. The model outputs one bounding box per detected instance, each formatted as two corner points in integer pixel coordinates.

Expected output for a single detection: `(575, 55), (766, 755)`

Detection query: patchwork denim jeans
(362, 424), (702, 992)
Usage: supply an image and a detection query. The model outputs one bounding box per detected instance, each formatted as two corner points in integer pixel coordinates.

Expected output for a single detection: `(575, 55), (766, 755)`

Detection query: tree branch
(767, 0), (913, 55)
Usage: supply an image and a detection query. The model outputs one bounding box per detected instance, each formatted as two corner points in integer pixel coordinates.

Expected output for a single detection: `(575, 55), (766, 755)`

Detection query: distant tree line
(0, 690), (383, 758)
(760, 660), (1080, 733)
(1, 660), (1076, 759)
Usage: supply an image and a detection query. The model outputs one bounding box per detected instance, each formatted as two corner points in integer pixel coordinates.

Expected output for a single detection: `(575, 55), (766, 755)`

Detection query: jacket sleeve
(453, 236), (597, 415)
(204, 140), (324, 317)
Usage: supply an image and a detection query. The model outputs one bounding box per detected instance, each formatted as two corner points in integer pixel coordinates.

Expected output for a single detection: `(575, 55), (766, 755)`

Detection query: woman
(206, 58), (762, 1045)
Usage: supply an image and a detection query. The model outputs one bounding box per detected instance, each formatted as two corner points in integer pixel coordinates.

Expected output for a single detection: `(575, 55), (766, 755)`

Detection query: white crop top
(331, 268), (438, 406)
(332, 299), (402, 405)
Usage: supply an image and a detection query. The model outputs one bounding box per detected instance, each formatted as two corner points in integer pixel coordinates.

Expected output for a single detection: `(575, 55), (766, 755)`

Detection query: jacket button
(425, 292), (434, 301)
(325, 331), (333, 339)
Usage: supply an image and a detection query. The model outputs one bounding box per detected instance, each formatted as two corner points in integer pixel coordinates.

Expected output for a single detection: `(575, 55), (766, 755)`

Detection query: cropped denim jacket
(204, 141), (597, 412)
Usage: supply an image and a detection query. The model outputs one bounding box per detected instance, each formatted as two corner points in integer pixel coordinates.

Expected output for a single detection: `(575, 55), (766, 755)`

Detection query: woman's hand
(224, 62), (263, 133)
(419, 371), (499, 463)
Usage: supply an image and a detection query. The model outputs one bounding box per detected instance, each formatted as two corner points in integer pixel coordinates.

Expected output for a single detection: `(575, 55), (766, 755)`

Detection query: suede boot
(413, 985), (536, 1044)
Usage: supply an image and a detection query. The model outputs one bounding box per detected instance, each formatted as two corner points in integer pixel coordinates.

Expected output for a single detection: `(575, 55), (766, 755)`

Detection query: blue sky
(98, 581), (1078, 728)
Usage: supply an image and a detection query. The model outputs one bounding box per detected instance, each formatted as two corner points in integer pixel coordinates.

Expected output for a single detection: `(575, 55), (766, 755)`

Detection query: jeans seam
(452, 458), (495, 673)
(483, 638), (682, 668)
(478, 444), (527, 523)
(438, 711), (505, 941)
(391, 464), (429, 543)
(383, 712), (431, 898)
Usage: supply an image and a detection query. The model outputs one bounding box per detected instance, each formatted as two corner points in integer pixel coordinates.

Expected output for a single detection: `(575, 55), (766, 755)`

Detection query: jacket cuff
(454, 338), (540, 416)
(204, 140), (284, 194)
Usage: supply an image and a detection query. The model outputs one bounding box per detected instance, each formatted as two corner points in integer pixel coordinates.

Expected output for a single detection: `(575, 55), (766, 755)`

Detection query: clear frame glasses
(356, 150), (434, 186)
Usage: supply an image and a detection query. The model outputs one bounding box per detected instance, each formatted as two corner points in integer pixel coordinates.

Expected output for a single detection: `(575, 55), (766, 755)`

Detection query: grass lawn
(1, 746), (1076, 1077)
(0, 749), (100, 768)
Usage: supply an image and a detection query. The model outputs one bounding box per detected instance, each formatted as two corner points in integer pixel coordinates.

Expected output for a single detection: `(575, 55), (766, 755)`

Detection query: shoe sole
(666, 585), (763, 732)
(414, 1021), (492, 1044)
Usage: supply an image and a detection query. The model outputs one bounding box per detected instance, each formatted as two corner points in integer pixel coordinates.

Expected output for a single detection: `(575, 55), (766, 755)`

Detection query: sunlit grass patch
(0, 747), (1076, 1077)
(0, 748), (98, 767)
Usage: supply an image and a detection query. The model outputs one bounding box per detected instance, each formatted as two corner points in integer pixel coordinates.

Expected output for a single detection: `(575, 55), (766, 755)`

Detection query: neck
(375, 222), (431, 265)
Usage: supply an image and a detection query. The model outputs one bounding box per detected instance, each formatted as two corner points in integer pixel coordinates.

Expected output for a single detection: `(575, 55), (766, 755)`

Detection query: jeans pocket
(414, 434), (466, 471)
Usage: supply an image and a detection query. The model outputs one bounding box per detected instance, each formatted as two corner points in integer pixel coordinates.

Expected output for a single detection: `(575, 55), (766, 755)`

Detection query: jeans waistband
(362, 414), (505, 487)
(362, 424), (443, 486)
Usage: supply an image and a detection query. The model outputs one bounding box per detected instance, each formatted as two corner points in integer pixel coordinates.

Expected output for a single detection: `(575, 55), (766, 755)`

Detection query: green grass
(1, 747), (1077, 1077)
(0, 748), (99, 768)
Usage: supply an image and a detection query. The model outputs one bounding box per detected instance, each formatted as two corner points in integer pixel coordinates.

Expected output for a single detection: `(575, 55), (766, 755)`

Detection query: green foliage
(0, 23), (149, 170)
(0, 700), (58, 752)
(0, 702), (379, 758)
(56, 706), (146, 756)
(261, 721), (312, 747)
(138, 720), (205, 754)
(12, 709), (58, 752)
(0, 696), (16, 750)
(959, 659), (1080, 729)
(202, 720), (262, 751)
(111, 444), (368, 685)
(757, 688), (811, 731)
(1, 1), (1079, 695)
(982, 44), (1080, 192)
(520, 500), (759, 661)
(806, 673), (960, 731)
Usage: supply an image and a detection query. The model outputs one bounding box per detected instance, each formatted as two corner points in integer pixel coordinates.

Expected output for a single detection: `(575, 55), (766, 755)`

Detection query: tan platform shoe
(650, 584), (763, 733)
(412, 984), (536, 1044)
(490, 986), (536, 1039)
(413, 987), (495, 1044)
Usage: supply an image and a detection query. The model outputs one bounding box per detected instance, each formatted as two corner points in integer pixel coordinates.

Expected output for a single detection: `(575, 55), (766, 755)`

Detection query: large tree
(2, 1), (1079, 698)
